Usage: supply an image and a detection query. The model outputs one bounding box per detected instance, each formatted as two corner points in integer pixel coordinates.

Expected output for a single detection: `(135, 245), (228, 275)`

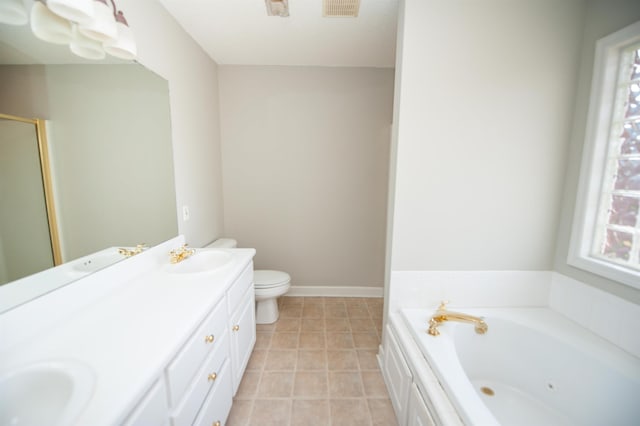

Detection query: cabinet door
(229, 286), (256, 394)
(383, 325), (412, 425)
(407, 384), (436, 426)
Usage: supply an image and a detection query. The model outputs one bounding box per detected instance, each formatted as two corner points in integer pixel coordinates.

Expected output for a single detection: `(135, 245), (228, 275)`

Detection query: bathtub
(400, 307), (640, 426)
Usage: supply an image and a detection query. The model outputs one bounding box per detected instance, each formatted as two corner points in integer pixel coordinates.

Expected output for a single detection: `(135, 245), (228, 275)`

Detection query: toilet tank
(205, 238), (237, 248)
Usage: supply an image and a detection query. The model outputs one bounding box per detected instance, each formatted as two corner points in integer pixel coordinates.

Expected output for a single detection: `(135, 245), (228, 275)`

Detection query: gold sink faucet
(169, 244), (195, 264)
(427, 301), (488, 336)
(118, 244), (147, 257)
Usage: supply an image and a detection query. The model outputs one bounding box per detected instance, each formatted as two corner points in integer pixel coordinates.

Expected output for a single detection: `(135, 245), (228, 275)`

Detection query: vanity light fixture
(70, 24), (106, 60)
(0, 0), (29, 25)
(46, 0), (95, 24)
(30, 1), (73, 44)
(78, 0), (118, 43)
(8, 0), (136, 60)
(265, 0), (289, 17)
(103, 5), (136, 60)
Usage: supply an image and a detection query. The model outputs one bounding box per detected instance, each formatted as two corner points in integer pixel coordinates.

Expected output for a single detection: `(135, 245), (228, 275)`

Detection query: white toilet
(205, 238), (290, 324)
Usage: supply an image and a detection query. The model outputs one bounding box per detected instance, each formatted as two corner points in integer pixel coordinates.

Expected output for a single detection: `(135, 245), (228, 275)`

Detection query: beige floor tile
(257, 372), (294, 397)
(326, 332), (354, 349)
(256, 322), (277, 333)
(324, 297), (347, 306)
(368, 398), (398, 426)
(353, 332), (380, 349)
(275, 317), (301, 332)
(281, 296), (304, 306)
(280, 304), (303, 318)
(248, 399), (291, 426)
(301, 318), (325, 332)
(349, 318), (376, 332)
(347, 305), (371, 318)
(293, 371), (329, 397)
(328, 371), (364, 397)
(361, 371), (388, 397)
(325, 318), (351, 332)
(299, 332), (326, 349)
(291, 399), (330, 426)
(254, 332), (273, 349)
(270, 332), (299, 349)
(327, 350), (359, 371)
(264, 349), (297, 371)
(302, 304), (325, 318)
(227, 399), (252, 426)
(303, 297), (326, 307)
(356, 349), (380, 370)
(330, 399), (372, 426)
(236, 372), (261, 399)
(246, 349), (267, 371)
(297, 350), (327, 371)
(325, 304), (348, 318)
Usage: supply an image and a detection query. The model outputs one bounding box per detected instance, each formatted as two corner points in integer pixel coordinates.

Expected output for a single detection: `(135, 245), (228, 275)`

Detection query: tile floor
(227, 296), (398, 426)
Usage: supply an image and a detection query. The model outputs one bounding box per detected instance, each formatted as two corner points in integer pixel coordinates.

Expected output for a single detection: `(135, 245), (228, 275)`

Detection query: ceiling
(158, 0), (398, 68)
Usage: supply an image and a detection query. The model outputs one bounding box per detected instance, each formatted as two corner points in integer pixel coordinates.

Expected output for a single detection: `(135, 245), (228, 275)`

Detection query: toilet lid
(254, 270), (290, 288)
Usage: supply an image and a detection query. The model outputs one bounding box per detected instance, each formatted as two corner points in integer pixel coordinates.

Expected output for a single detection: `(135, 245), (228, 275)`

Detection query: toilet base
(255, 298), (279, 324)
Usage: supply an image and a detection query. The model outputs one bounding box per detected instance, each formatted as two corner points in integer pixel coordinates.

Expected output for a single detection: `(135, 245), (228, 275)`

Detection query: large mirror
(0, 21), (178, 311)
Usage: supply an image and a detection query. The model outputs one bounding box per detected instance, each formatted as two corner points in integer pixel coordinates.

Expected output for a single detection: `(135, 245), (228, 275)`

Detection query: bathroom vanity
(0, 236), (256, 426)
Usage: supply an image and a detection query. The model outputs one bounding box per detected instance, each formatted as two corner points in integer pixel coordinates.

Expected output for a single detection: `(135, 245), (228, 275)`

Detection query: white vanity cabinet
(227, 264), (256, 394)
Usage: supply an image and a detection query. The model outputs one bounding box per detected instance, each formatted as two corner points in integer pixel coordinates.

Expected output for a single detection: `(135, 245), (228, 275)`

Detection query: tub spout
(428, 301), (488, 336)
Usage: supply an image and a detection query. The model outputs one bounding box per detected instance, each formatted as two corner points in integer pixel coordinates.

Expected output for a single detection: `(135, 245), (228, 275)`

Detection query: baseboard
(286, 285), (383, 298)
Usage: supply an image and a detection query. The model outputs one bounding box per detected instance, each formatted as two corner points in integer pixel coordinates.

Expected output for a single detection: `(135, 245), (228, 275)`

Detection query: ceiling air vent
(323, 0), (361, 17)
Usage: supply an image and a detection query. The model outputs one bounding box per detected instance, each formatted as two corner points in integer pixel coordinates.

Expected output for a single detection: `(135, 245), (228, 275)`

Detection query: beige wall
(0, 119), (53, 282)
(389, 0), (584, 271)
(120, 0), (225, 247)
(44, 65), (176, 260)
(219, 66), (394, 288)
(554, 0), (640, 303)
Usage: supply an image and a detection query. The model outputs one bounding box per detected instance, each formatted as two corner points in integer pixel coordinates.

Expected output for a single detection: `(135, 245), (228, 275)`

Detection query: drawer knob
(205, 334), (215, 344)
(208, 372), (218, 382)
(232, 325), (240, 332)
(213, 422), (221, 426)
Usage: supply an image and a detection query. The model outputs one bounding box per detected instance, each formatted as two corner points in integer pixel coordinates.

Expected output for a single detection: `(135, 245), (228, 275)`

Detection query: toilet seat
(254, 270), (290, 289)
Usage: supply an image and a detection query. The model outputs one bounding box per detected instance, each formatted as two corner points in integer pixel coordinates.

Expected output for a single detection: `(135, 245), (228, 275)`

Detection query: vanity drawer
(226, 263), (253, 314)
(166, 298), (227, 405)
(193, 360), (233, 426)
(123, 378), (169, 426)
(171, 333), (229, 426)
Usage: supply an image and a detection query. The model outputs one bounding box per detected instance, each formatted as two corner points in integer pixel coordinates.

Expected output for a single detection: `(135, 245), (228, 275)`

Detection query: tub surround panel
(387, 270), (551, 314)
(550, 273), (640, 358)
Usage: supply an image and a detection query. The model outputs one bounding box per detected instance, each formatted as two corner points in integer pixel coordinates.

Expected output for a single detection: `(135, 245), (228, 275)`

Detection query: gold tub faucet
(169, 244), (195, 264)
(427, 301), (488, 336)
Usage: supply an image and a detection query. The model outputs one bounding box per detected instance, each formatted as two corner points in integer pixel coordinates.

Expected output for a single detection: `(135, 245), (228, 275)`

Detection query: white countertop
(0, 236), (255, 425)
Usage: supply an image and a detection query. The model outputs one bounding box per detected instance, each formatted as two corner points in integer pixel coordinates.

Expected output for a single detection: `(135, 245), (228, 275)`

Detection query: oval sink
(164, 250), (233, 274)
(0, 361), (94, 426)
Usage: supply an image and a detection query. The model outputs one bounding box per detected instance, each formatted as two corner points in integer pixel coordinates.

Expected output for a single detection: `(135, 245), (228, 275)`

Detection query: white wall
(119, 0), (225, 247)
(389, 0), (584, 274)
(554, 0), (640, 304)
(219, 66), (394, 288)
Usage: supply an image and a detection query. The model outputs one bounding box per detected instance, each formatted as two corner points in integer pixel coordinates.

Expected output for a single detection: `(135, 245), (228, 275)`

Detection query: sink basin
(0, 361), (94, 426)
(164, 249), (233, 274)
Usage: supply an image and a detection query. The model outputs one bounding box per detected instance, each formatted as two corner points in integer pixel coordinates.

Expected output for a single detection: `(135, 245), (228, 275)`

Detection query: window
(569, 20), (640, 289)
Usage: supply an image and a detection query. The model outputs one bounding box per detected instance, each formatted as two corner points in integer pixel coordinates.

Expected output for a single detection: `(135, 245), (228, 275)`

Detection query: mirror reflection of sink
(0, 361), (94, 426)
(164, 250), (233, 274)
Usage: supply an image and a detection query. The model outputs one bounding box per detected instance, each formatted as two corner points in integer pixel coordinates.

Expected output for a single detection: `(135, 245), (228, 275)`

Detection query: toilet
(205, 238), (290, 324)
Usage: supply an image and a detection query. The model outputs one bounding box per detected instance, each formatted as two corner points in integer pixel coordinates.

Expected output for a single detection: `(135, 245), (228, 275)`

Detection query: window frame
(568, 20), (640, 290)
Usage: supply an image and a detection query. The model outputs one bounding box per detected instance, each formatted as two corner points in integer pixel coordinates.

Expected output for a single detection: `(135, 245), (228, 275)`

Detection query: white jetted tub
(401, 308), (640, 426)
